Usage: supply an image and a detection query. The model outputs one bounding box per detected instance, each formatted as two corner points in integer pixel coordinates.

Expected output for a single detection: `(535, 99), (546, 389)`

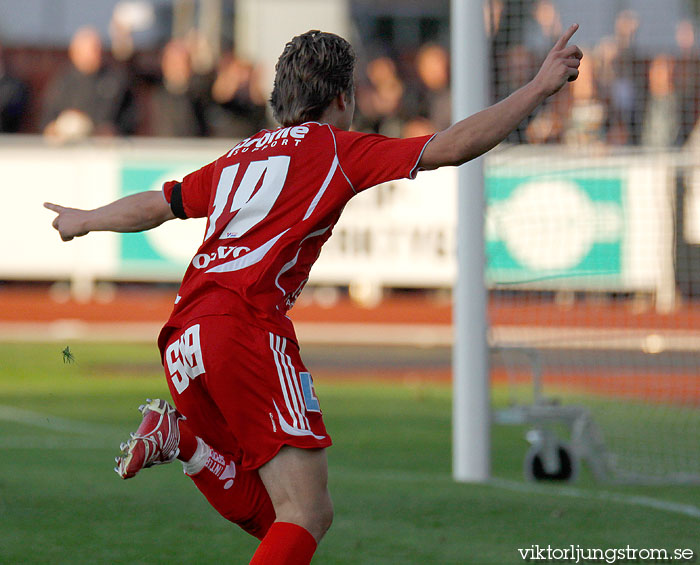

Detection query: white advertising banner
(685, 169), (700, 245)
(311, 166), (458, 287)
(0, 138), (676, 306)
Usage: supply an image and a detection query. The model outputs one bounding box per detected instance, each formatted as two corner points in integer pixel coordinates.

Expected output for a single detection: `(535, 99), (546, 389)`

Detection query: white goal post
(451, 0), (491, 483)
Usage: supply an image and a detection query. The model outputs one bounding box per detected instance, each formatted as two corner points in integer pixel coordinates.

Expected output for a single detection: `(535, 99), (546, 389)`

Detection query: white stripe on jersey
(273, 400), (326, 440)
(274, 225), (331, 296)
(269, 333), (298, 428)
(280, 337), (311, 430)
(268, 333), (310, 431)
(276, 335), (306, 430)
(206, 229), (289, 273)
(325, 124), (356, 194)
(303, 155), (338, 220)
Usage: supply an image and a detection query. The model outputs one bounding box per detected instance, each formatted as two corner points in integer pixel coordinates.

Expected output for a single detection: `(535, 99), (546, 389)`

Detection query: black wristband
(169, 183), (188, 219)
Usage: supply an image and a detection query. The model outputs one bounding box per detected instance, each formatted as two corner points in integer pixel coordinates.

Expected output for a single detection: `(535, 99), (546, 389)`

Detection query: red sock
(249, 522), (317, 565)
(176, 418), (199, 461)
(187, 445), (276, 540)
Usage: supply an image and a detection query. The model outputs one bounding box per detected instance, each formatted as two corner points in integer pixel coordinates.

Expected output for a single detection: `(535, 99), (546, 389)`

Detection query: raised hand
(534, 24), (583, 97)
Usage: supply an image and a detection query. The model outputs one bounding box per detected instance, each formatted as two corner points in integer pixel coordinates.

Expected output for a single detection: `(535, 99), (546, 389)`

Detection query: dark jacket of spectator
(208, 52), (267, 139)
(42, 65), (131, 133)
(42, 27), (132, 138)
(0, 65), (29, 132)
(150, 39), (209, 137)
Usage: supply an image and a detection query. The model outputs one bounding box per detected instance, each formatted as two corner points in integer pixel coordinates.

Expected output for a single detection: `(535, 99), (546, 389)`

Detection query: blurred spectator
(485, 0), (505, 101)
(502, 44), (537, 142)
(412, 43), (451, 132)
(185, 29), (220, 112)
(108, 1), (163, 135)
(42, 27), (131, 141)
(484, 0), (504, 39)
(185, 29), (218, 78)
(110, 11), (136, 64)
(486, 0), (511, 104)
(525, 89), (568, 144)
(614, 10), (638, 54)
(401, 116), (436, 138)
(0, 41), (29, 133)
(503, 44), (536, 96)
(642, 54), (679, 147)
(561, 51), (606, 147)
(593, 37), (625, 144)
(208, 51), (267, 138)
(110, 0), (155, 63)
(354, 56), (405, 137)
(674, 19), (700, 145)
(525, 0), (562, 54)
(150, 39), (209, 137)
(608, 10), (644, 145)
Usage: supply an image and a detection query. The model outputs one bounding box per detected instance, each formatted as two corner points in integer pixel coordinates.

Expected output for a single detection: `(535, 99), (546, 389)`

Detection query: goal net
(485, 0), (700, 482)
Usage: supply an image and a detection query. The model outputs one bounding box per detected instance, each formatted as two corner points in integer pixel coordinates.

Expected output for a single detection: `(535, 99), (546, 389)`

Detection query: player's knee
(291, 490), (333, 541)
(316, 493), (334, 536)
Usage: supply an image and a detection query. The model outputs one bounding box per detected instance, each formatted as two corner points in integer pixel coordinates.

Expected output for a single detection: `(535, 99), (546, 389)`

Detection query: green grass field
(1, 342), (699, 564)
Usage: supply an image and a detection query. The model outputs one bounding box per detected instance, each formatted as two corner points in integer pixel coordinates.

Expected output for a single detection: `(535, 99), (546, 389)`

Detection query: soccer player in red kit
(45, 26), (582, 564)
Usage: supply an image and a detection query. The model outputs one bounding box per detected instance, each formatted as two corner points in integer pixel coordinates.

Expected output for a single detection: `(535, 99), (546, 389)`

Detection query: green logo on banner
(118, 162), (207, 278)
(485, 170), (624, 287)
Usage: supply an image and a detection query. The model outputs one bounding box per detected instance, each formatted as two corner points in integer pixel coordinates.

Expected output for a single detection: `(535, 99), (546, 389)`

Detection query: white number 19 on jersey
(205, 156), (291, 241)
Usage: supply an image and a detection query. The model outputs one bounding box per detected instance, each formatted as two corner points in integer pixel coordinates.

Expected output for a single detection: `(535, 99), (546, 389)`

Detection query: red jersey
(160, 122), (433, 343)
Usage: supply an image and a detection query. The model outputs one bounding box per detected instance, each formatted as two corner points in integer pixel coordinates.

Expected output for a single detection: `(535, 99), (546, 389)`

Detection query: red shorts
(159, 315), (332, 471)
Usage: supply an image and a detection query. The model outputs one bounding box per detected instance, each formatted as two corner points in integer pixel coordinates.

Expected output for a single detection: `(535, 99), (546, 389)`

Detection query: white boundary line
(0, 321), (161, 342)
(489, 478), (700, 519)
(3, 404), (698, 520)
(332, 468), (700, 520)
(0, 404), (122, 436)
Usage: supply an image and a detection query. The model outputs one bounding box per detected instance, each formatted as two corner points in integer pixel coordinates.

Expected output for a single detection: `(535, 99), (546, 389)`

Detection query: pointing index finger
(43, 202), (64, 213)
(556, 23), (579, 50)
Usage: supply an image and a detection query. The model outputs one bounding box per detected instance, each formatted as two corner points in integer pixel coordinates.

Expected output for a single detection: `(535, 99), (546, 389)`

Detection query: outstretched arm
(419, 24), (583, 169)
(44, 190), (175, 242)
